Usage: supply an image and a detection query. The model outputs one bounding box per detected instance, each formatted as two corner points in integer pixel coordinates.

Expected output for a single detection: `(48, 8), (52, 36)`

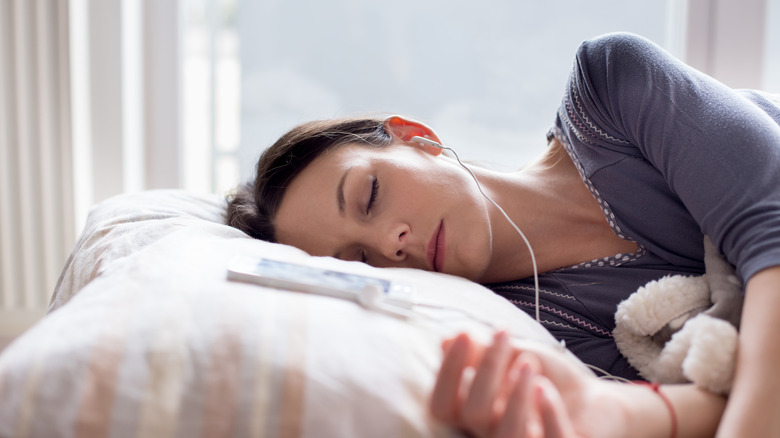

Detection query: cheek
(449, 210), (493, 281)
(391, 171), (445, 205)
(405, 169), (462, 201)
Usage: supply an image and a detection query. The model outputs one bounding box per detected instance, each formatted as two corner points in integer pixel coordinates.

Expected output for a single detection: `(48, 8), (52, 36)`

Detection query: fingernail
(494, 330), (509, 344)
(507, 364), (520, 382)
(454, 332), (470, 347)
(535, 383), (545, 401)
(520, 361), (534, 380)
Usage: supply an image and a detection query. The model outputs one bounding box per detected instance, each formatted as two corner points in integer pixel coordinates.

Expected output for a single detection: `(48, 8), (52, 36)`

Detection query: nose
(377, 222), (410, 262)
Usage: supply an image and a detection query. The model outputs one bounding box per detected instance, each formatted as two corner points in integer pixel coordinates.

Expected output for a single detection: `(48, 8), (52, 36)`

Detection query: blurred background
(1, 0), (778, 343)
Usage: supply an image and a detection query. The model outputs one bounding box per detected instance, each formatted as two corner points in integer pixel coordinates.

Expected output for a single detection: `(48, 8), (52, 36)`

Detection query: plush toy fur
(613, 237), (742, 395)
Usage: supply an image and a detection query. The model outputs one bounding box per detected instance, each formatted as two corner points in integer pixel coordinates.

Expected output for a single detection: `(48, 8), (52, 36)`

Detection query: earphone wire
(408, 137), (629, 382)
(410, 136), (542, 323)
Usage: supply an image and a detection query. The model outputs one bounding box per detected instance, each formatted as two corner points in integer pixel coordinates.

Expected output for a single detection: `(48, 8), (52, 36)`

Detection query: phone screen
(252, 258), (391, 294)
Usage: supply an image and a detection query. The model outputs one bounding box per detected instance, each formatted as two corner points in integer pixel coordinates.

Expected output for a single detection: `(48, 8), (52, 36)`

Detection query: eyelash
(361, 178), (379, 263)
(366, 177), (379, 214)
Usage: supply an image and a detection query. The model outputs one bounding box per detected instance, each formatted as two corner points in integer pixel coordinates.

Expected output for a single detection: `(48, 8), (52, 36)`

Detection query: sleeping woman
(226, 33), (780, 437)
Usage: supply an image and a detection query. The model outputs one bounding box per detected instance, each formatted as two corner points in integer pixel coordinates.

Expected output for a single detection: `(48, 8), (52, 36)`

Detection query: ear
(384, 115), (444, 156)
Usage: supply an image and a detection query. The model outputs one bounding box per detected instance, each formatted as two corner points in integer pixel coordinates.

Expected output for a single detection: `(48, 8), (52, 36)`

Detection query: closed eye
(366, 177), (379, 214)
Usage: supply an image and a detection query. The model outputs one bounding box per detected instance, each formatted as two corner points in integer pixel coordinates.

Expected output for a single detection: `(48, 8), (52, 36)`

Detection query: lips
(426, 220), (445, 272)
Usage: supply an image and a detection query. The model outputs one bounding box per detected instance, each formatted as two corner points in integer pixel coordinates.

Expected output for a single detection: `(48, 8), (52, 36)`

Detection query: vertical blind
(0, 0), (73, 335)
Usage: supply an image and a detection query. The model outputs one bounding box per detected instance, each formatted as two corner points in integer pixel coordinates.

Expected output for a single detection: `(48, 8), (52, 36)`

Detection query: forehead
(273, 143), (371, 253)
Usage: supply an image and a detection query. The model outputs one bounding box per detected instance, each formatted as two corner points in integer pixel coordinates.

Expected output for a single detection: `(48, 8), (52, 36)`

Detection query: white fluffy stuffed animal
(613, 237), (743, 395)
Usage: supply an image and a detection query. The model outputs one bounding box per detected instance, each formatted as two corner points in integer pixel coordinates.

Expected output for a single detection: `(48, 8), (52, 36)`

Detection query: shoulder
(573, 32), (670, 78)
(566, 33), (677, 117)
(576, 32), (657, 58)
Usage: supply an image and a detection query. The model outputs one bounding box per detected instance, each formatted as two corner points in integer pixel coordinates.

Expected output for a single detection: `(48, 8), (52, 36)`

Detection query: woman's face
(274, 142), (495, 282)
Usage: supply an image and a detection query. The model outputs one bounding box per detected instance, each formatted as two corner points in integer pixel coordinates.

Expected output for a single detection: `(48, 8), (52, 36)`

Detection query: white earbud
(410, 136), (444, 149)
(358, 284), (384, 309)
(358, 284), (415, 319)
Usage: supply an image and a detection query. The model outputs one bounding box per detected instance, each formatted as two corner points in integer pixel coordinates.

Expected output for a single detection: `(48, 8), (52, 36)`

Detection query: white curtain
(0, 0), (74, 337)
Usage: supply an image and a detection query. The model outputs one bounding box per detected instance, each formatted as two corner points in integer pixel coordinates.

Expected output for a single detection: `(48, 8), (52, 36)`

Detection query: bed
(0, 189), (561, 437)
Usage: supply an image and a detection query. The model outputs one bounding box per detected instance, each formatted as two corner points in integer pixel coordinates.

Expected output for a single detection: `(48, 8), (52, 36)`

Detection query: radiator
(0, 0), (74, 336)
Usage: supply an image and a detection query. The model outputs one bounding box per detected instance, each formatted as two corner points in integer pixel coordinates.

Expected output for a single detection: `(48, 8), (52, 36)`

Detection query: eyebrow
(337, 167), (351, 216)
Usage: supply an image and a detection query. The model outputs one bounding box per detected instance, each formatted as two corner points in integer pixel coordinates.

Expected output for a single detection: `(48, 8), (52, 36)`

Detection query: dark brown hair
(226, 117), (393, 242)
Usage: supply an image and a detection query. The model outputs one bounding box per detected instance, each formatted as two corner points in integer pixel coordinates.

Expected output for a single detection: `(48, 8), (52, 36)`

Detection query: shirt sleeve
(567, 32), (780, 285)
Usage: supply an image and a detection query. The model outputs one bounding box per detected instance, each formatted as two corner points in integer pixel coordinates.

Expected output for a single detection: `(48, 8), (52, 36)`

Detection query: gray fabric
(488, 33), (780, 379)
(558, 32), (780, 284)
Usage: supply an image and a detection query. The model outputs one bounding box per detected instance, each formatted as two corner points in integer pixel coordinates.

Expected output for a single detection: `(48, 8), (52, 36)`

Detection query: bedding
(0, 190), (561, 438)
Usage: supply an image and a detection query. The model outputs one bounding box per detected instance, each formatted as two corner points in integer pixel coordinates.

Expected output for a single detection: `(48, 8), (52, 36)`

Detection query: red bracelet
(634, 381), (677, 438)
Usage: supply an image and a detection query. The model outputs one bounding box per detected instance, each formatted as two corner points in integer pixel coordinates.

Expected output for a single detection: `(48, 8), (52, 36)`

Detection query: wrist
(611, 381), (674, 438)
(633, 382), (677, 438)
(573, 379), (669, 438)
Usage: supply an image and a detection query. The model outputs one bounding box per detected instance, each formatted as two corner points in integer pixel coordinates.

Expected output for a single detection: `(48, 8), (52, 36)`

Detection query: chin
(444, 254), (490, 283)
(441, 220), (491, 282)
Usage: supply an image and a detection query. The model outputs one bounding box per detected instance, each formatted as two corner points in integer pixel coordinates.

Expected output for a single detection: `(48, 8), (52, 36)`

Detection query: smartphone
(227, 256), (414, 307)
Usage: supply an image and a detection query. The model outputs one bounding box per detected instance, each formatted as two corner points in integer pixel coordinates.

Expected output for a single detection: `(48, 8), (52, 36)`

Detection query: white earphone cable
(410, 136), (542, 323)
(410, 136), (630, 381)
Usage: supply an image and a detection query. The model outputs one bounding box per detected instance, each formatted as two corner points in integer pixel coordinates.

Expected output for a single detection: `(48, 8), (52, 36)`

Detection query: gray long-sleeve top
(488, 33), (780, 379)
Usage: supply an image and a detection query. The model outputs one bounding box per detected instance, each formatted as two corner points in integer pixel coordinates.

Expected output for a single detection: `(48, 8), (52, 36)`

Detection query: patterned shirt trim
(490, 284), (576, 301)
(549, 124), (646, 269)
(510, 299), (613, 337)
(567, 73), (630, 145)
(542, 319), (579, 331)
(561, 99), (596, 146)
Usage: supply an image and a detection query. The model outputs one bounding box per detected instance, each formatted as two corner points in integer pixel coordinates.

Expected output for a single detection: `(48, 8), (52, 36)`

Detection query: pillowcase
(0, 190), (558, 437)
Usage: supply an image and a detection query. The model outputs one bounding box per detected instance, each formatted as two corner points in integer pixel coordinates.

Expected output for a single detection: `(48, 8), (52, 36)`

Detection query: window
(182, 0), (240, 195)
(181, 0), (671, 194)
(180, 0), (778, 193)
(236, 0), (669, 173)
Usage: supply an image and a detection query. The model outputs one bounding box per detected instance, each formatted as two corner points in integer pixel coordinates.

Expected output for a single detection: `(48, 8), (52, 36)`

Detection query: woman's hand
(430, 331), (609, 438)
(426, 330), (701, 438)
(430, 331), (729, 438)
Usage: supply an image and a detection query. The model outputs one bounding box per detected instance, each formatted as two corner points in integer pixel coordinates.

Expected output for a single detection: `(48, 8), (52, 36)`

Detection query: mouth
(426, 220), (445, 272)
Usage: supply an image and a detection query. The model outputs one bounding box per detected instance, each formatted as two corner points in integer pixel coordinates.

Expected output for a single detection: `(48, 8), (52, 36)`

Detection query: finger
(535, 376), (578, 438)
(494, 354), (541, 438)
(442, 333), (488, 367)
(496, 346), (525, 402)
(509, 340), (593, 385)
(430, 333), (473, 422)
(442, 337), (455, 353)
(461, 331), (513, 434)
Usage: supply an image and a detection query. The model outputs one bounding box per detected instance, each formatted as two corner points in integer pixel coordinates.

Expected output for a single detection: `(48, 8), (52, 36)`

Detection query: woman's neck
(473, 139), (634, 283)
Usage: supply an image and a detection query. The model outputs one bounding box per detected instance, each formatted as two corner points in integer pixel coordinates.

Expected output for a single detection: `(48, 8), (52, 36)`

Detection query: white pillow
(0, 190), (557, 437)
